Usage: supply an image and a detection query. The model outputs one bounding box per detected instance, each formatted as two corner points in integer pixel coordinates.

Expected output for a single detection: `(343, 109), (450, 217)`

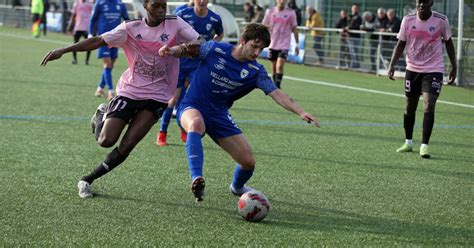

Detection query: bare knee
(186, 118), (205, 133)
(239, 154), (256, 170)
(97, 135), (115, 148)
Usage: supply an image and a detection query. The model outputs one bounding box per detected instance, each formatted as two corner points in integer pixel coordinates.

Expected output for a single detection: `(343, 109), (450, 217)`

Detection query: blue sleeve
(197, 41), (215, 60)
(89, 2), (99, 35)
(121, 3), (129, 20)
(257, 66), (277, 95)
(215, 15), (224, 36)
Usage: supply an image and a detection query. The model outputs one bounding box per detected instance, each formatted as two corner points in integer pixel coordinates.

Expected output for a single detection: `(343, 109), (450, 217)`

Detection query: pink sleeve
(102, 22), (128, 48)
(262, 9), (271, 25)
(71, 2), (77, 14)
(397, 16), (407, 41)
(177, 17), (199, 44)
(291, 11), (297, 28)
(442, 18), (452, 40)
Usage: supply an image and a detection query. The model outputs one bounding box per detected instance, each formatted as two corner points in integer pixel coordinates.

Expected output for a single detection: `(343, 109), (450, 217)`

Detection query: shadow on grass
(267, 199), (472, 245)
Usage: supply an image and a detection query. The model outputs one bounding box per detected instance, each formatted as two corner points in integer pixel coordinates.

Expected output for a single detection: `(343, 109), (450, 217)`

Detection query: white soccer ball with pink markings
(237, 191), (270, 222)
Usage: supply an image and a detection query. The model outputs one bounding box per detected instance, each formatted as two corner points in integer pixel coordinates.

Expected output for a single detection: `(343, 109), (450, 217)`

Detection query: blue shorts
(176, 102), (242, 142)
(98, 46), (118, 59)
(177, 67), (197, 88)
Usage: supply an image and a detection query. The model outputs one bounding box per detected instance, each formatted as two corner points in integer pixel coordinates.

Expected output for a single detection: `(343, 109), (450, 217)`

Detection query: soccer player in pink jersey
(388, 0), (456, 158)
(68, 0), (94, 65)
(40, 0), (200, 198)
(262, 0), (299, 89)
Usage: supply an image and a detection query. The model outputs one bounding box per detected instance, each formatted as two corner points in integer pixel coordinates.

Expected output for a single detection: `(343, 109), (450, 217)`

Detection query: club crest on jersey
(411, 25), (416, 29)
(160, 33), (169, 42)
(240, 69), (249, 78)
(206, 23), (212, 31)
(429, 26), (435, 32)
(135, 34), (143, 40)
(116, 4), (120, 10)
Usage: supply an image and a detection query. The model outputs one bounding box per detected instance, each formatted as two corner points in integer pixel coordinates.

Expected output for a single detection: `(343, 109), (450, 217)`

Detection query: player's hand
(448, 67), (456, 85)
(295, 46), (300, 56)
(300, 112), (320, 128)
(40, 49), (64, 66)
(388, 66), (396, 80)
(159, 45), (174, 57)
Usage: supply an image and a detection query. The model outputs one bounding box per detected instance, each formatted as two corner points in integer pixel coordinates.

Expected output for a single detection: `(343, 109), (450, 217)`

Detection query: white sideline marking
(284, 76), (474, 109)
(1, 32), (473, 109)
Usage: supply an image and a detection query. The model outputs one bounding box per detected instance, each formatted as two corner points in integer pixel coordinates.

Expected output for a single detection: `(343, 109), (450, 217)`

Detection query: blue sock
(99, 72), (106, 88)
(231, 164), (254, 189)
(186, 132), (203, 180)
(160, 107), (173, 132)
(104, 68), (113, 91)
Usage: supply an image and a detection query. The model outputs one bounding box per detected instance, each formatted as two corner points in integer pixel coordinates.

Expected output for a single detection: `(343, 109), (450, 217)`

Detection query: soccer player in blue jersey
(89, 0), (129, 100)
(174, 0), (193, 14)
(157, 0), (224, 146)
(159, 23), (320, 202)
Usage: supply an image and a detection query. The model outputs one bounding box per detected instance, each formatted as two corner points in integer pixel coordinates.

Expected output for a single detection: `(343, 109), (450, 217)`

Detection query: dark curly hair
(241, 23), (271, 48)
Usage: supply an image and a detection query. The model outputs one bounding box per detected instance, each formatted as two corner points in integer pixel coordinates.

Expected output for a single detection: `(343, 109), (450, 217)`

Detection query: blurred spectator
(375, 7), (388, 30)
(41, 0), (49, 36)
(68, 0), (94, 65)
(346, 3), (362, 68)
(287, 0), (302, 26)
(306, 5), (324, 64)
(244, 2), (254, 22)
(336, 9), (350, 67)
(360, 11), (377, 71)
(384, 8), (402, 68)
(31, 0), (44, 37)
(251, 0), (264, 23)
(12, 0), (23, 28)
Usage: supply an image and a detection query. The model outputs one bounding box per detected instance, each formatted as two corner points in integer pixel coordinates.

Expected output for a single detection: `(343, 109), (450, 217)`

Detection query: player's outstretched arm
(387, 40), (406, 80)
(269, 89), (320, 127)
(40, 37), (107, 66)
(445, 38), (457, 84)
(158, 42), (201, 58)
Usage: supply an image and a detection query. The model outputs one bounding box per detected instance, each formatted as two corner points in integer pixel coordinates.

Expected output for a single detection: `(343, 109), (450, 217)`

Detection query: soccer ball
(237, 191), (270, 222)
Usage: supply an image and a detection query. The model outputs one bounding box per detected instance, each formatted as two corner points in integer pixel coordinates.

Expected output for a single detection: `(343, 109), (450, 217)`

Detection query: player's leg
(274, 52), (287, 89)
(72, 31), (81, 64)
(218, 134), (257, 196)
(268, 49), (278, 83)
(79, 100), (165, 198)
(157, 73), (186, 146)
(419, 73), (442, 158)
(397, 70), (421, 152)
(179, 108), (206, 201)
(83, 32), (91, 65)
(95, 46), (108, 97)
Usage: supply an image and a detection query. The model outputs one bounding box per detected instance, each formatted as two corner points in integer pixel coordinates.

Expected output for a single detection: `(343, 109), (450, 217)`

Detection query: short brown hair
(241, 23), (271, 48)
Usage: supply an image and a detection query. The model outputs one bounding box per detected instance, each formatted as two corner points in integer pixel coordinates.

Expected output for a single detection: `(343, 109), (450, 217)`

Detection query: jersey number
(405, 80), (411, 92)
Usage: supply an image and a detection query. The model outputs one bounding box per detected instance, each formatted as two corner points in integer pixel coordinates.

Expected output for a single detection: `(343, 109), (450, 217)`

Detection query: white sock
(405, 139), (413, 146)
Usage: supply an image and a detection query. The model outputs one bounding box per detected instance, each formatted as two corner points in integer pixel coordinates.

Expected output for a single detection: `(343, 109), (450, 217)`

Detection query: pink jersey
(262, 7), (297, 50)
(71, 0), (94, 32)
(102, 16), (199, 102)
(397, 11), (452, 73)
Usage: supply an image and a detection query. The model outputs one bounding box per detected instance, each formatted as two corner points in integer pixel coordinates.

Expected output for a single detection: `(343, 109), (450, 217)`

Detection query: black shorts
(268, 49), (289, 61)
(105, 96), (167, 123)
(404, 70), (443, 97)
(32, 14), (41, 22)
(74, 31), (88, 41)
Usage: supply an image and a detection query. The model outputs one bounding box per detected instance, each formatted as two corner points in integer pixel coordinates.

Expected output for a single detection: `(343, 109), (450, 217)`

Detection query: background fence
(0, 0), (473, 86)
